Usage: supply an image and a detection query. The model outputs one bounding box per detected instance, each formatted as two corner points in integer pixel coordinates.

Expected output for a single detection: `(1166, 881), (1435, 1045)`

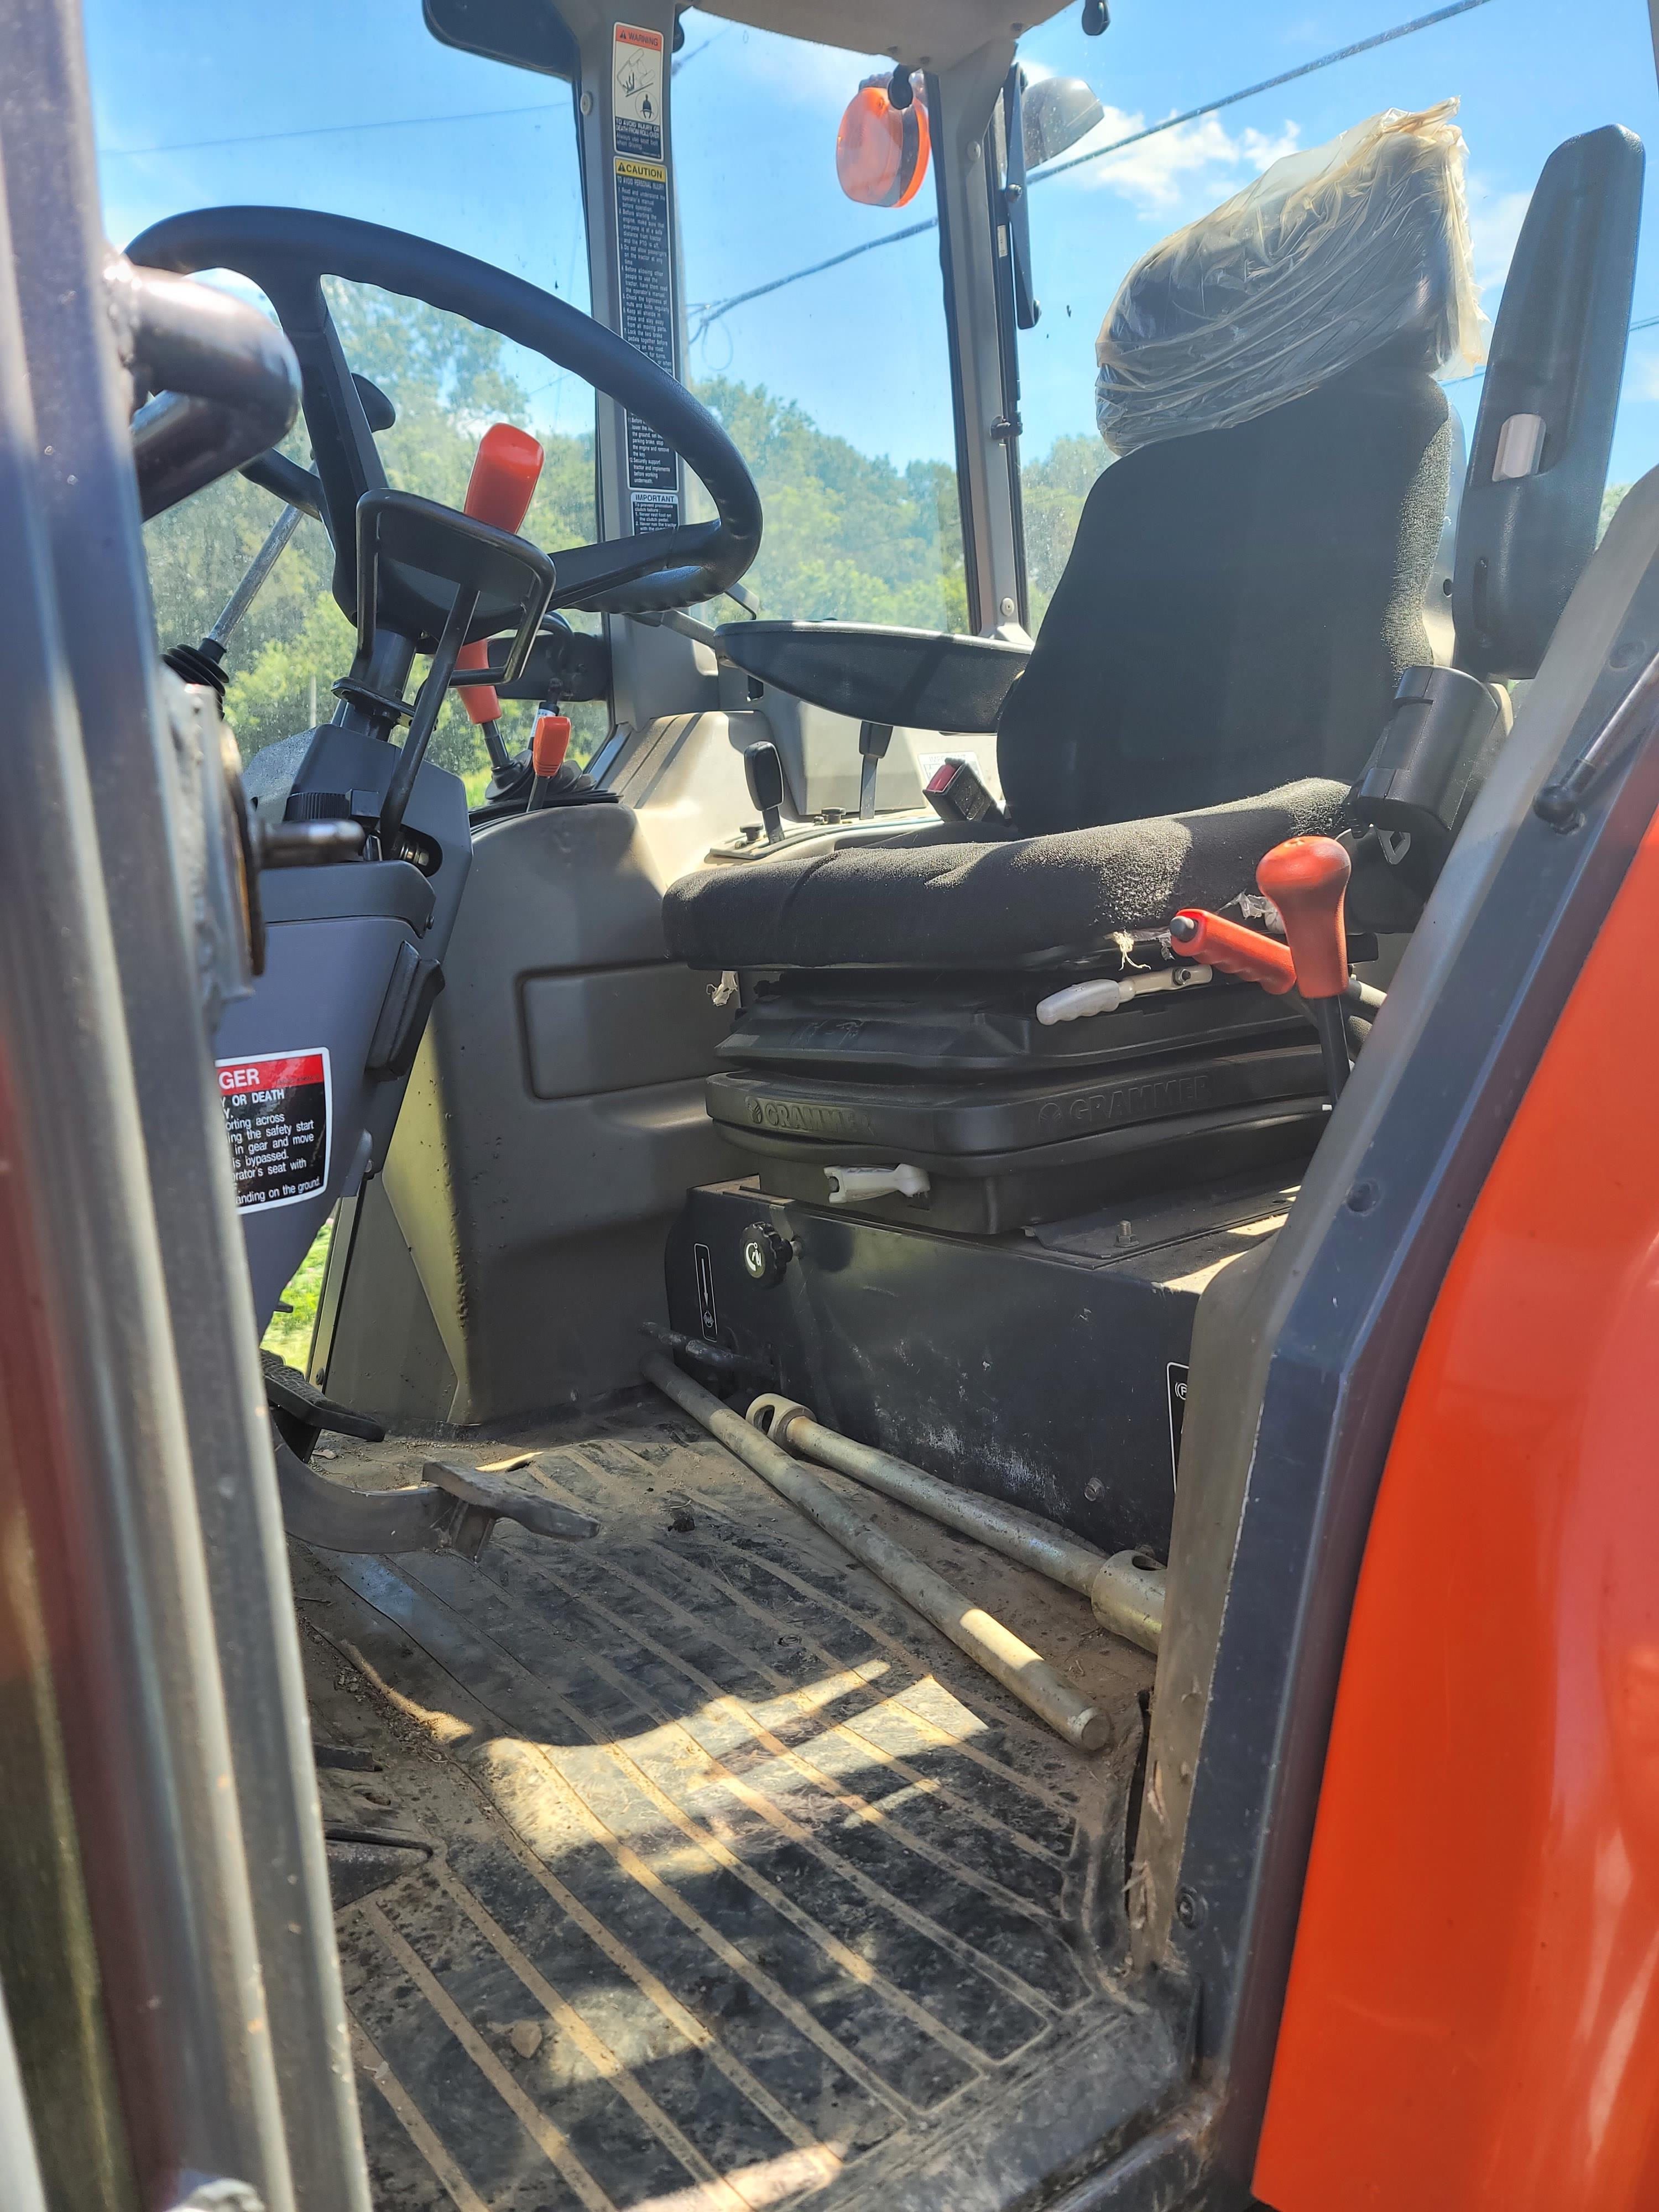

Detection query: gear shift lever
(1257, 836), (1354, 1100)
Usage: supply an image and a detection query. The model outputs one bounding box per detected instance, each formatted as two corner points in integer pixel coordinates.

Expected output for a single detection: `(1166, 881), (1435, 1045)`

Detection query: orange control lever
(1258, 834), (1354, 1101)
(1256, 837), (1353, 1000)
(531, 712), (571, 779)
(455, 422), (545, 723)
(1170, 909), (1297, 994)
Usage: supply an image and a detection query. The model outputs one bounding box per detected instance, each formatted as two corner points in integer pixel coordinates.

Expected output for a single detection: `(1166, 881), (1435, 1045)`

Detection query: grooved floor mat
(296, 1402), (1174, 2212)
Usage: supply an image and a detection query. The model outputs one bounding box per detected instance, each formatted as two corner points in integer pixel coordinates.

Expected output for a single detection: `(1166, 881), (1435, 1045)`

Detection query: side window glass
(1015, 2), (1659, 628)
(674, 12), (968, 629)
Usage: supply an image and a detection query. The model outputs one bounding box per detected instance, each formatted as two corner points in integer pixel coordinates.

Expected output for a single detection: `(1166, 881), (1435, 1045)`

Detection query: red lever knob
(1256, 837), (1352, 1000)
(456, 422), (546, 723)
(531, 712), (571, 779)
(462, 421), (545, 531)
(1170, 909), (1297, 994)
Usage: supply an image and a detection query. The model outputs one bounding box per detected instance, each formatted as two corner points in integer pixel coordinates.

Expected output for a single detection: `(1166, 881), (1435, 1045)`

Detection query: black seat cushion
(662, 776), (1347, 972)
(998, 356), (1451, 834)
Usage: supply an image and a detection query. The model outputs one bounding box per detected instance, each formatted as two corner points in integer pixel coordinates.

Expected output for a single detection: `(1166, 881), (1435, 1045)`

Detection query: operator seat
(667, 341), (1447, 971)
(665, 130), (1464, 975)
(659, 119), (1470, 1230)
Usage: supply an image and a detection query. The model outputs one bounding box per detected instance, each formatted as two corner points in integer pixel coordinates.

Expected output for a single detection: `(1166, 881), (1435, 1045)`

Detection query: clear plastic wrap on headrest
(1095, 101), (1486, 457)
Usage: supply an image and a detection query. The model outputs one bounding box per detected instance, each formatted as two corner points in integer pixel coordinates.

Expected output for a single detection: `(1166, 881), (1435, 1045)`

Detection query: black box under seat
(704, 965), (1331, 1233)
(665, 1173), (1300, 1556)
(719, 961), (1312, 1078)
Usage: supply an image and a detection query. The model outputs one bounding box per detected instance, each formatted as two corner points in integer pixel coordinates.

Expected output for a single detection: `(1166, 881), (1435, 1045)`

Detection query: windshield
(1013, 0), (1659, 625)
(85, 0), (601, 787)
(673, 12), (968, 631)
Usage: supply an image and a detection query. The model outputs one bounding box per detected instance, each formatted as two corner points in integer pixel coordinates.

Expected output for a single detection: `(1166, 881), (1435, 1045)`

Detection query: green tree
(1021, 434), (1109, 627)
(693, 377), (968, 630)
(146, 279), (1108, 779)
(143, 279), (604, 777)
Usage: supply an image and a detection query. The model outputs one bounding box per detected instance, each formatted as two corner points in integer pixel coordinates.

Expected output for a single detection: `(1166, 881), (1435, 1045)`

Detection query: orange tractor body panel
(1256, 809), (1659, 2210)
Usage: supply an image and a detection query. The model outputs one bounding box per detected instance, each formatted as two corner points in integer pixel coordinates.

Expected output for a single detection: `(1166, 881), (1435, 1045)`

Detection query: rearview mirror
(1022, 75), (1105, 170)
(422, 0), (579, 82)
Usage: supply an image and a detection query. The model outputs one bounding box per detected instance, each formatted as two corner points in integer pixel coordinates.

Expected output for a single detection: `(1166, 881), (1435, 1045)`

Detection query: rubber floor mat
(296, 1406), (1175, 2211)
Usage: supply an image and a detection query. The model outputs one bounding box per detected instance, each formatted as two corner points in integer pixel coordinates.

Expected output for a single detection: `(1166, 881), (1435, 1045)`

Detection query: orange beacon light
(836, 73), (931, 209)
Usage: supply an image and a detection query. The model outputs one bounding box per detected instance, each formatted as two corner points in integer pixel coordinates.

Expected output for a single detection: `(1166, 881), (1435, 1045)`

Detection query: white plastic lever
(1035, 963), (1211, 1025)
(824, 1164), (931, 1205)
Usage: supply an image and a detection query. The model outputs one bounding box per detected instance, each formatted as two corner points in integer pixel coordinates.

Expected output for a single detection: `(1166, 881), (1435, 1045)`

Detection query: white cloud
(1059, 103), (1301, 216)
(1464, 177), (1532, 293)
(1633, 351), (1659, 404)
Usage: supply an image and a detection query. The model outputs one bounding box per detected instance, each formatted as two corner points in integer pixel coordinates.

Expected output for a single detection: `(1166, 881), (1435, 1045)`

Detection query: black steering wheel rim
(124, 206), (762, 620)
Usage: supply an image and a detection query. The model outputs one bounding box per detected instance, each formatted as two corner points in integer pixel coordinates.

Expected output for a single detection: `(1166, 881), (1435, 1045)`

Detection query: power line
(102, 13), (718, 159)
(688, 0), (1498, 340)
(100, 100), (559, 160)
(1034, 0), (1495, 189)
(691, 220), (936, 342)
(672, 24), (732, 76)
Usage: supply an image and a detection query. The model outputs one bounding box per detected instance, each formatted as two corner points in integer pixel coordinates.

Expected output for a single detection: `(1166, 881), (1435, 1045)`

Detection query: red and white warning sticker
(216, 1048), (332, 1213)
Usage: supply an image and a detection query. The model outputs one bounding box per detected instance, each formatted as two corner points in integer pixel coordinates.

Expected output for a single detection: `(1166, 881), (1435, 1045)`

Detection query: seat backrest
(998, 358), (1452, 833)
(999, 104), (1474, 836)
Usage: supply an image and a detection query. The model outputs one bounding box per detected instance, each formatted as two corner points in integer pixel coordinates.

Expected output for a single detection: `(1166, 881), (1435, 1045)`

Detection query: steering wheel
(123, 207), (762, 631)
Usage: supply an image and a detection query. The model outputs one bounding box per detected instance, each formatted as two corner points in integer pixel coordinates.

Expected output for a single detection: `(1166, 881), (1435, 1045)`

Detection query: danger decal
(216, 1048), (332, 1213)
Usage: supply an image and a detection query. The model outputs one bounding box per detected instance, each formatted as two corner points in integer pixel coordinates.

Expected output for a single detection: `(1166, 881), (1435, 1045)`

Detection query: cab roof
(700, 0), (1071, 70)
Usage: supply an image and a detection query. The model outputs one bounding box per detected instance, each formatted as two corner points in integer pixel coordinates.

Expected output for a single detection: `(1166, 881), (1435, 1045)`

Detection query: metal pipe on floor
(641, 1353), (1113, 1752)
(746, 1392), (1165, 1656)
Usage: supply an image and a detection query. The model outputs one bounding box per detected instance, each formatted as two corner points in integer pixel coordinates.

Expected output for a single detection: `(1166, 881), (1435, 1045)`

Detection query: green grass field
(260, 1216), (334, 1371)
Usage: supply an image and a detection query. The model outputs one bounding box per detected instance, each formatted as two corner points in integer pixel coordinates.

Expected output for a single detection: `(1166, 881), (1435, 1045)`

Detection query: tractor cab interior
(59, 0), (1659, 2204)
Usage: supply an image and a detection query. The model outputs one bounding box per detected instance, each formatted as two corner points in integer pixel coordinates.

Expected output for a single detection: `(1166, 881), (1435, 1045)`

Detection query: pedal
(262, 1351), (385, 1442)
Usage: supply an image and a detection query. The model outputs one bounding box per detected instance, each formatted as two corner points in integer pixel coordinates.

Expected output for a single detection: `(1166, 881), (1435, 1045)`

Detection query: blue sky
(86, 0), (1659, 485)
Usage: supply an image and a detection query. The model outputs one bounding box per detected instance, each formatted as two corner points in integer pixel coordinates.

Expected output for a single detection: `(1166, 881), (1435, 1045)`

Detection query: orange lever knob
(456, 422), (546, 723)
(1170, 909), (1297, 994)
(1256, 837), (1352, 1000)
(532, 712), (571, 779)
(463, 421), (545, 531)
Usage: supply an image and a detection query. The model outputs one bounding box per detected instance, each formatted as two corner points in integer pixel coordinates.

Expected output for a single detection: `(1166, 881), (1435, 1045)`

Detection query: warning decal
(612, 22), (664, 161)
(217, 1049), (332, 1213)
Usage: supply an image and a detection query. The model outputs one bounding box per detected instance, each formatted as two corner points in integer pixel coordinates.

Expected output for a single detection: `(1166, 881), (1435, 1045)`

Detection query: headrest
(1095, 101), (1484, 456)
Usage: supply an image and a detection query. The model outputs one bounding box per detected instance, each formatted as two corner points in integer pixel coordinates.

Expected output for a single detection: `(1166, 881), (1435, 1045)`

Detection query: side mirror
(1021, 75), (1105, 171)
(422, 0), (579, 81)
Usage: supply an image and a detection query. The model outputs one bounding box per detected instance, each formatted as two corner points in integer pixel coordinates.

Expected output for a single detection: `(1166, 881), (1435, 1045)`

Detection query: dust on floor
(297, 1399), (1167, 2212)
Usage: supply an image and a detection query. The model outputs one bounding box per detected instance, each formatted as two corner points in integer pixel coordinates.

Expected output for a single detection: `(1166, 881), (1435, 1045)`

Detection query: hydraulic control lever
(528, 708), (572, 809)
(745, 741), (786, 842)
(1256, 837), (1354, 1100)
(453, 423), (546, 779)
(858, 719), (894, 819)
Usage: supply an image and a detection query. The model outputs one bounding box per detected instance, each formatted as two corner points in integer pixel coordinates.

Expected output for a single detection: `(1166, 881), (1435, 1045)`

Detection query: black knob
(743, 742), (786, 843)
(741, 1221), (793, 1288)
